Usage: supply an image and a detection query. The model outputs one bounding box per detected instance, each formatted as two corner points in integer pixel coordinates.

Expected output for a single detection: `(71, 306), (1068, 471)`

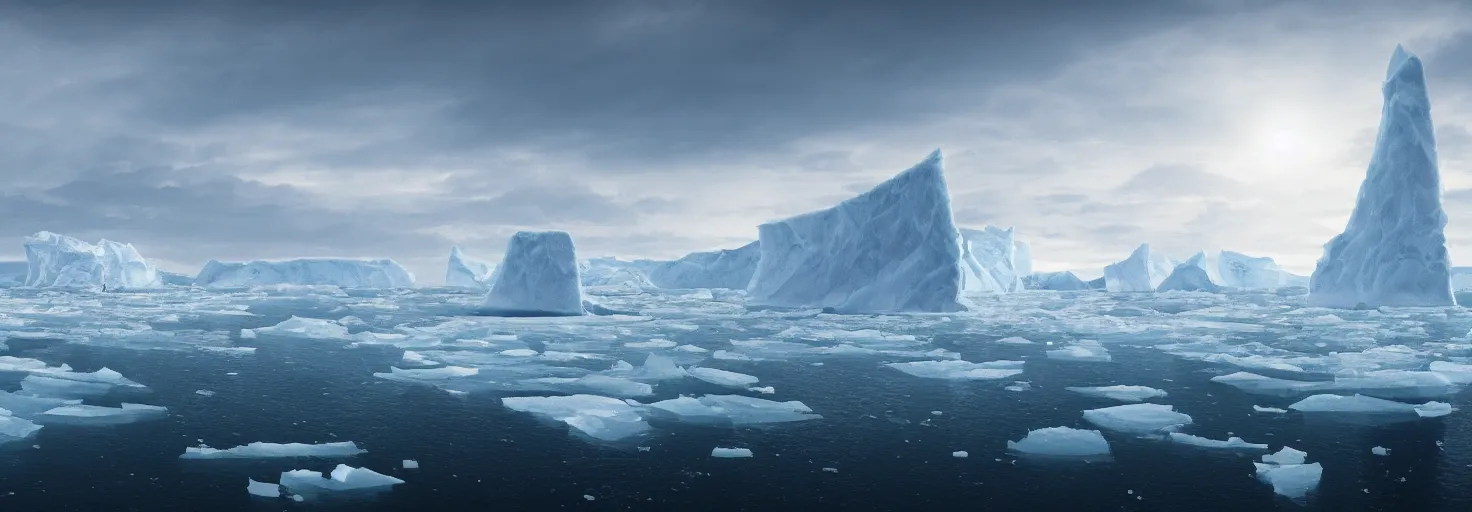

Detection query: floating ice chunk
(1289, 393), (1453, 418)
(522, 375), (654, 398)
(745, 150), (968, 314)
(688, 367), (760, 388)
(482, 231), (585, 317)
(607, 354), (689, 381)
(181, 441), (367, 460)
(1262, 447), (1309, 465)
(279, 464), (404, 493)
(403, 459), (419, 469)
(36, 403), (168, 425)
(711, 447), (753, 458)
(401, 351), (432, 366)
(1005, 381), (1032, 392)
(1046, 341), (1112, 363)
(0, 392), (80, 418)
(1082, 404), (1192, 435)
(0, 356), (52, 372)
(624, 339), (677, 349)
(643, 394), (820, 425)
(1065, 385), (1167, 402)
(500, 349), (538, 357)
(1330, 370), (1460, 400)
(995, 336), (1034, 345)
(501, 394), (650, 442)
(1429, 361), (1472, 384)
(1253, 405), (1288, 414)
(1371, 446), (1389, 456)
(1413, 401), (1453, 418)
(952, 451), (969, 458)
(1006, 427), (1111, 458)
(648, 242), (760, 290)
(374, 366), (479, 383)
(1210, 372), (1329, 397)
(1307, 46), (1453, 308)
(0, 410), (43, 439)
(1167, 433), (1268, 450)
(748, 386), (775, 394)
(675, 344), (708, 353)
(247, 478), (282, 498)
(886, 360), (1025, 381)
(1254, 462), (1323, 500)
(446, 246), (494, 289)
(196, 258), (414, 288)
(255, 316), (351, 340)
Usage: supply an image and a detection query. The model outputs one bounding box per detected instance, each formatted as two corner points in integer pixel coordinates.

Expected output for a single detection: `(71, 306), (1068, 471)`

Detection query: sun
(1268, 129), (1297, 153)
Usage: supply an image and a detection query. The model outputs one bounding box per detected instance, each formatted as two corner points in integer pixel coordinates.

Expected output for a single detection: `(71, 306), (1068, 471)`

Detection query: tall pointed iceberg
(1102, 243), (1175, 292)
(1308, 46), (1454, 308)
(1157, 251), (1222, 293)
(745, 149), (967, 314)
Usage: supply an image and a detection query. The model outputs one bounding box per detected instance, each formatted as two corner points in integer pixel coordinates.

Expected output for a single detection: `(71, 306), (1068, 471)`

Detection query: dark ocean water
(0, 290), (1469, 511)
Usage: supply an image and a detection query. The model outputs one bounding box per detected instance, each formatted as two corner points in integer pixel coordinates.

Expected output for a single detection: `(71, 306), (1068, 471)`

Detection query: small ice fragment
(747, 386), (775, 395)
(952, 451), (969, 458)
(1371, 446), (1389, 456)
(995, 337), (1034, 345)
(1045, 340), (1111, 363)
(1254, 462), (1322, 499)
(822, 467), (838, 473)
(711, 447), (753, 458)
(195, 390), (215, 397)
(403, 459), (419, 469)
(688, 367), (760, 388)
(583, 495), (595, 501)
(247, 478), (281, 498)
(1167, 433), (1268, 450)
(1253, 405), (1288, 414)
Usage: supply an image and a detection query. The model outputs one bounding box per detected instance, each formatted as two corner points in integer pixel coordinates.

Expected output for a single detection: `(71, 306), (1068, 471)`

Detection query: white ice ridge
(195, 258), (415, 289)
(958, 226), (1025, 293)
(1103, 243), (1175, 292)
(1081, 403), (1192, 435)
(24, 231), (163, 289)
(181, 441), (367, 459)
(745, 149), (968, 314)
(1157, 251), (1222, 293)
(445, 246), (494, 288)
(1308, 45), (1454, 308)
(1006, 426), (1111, 458)
(648, 242), (761, 289)
(482, 231), (585, 317)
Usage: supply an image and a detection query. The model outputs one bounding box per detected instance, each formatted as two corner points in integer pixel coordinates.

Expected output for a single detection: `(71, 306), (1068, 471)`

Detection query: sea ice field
(1, 284), (1470, 511)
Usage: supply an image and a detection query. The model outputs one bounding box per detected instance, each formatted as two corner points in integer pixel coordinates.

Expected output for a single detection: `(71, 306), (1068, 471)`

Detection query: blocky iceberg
(1308, 46), (1454, 308)
(1102, 243), (1175, 292)
(482, 231), (585, 316)
(648, 242), (760, 289)
(745, 149), (967, 314)
(445, 246), (494, 288)
(959, 226), (1024, 293)
(195, 258), (414, 289)
(1006, 426), (1110, 458)
(24, 231), (163, 289)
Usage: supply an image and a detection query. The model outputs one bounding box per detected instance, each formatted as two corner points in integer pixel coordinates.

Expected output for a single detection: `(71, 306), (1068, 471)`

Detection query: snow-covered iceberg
(1307, 46), (1454, 308)
(482, 231), (585, 317)
(195, 258), (414, 289)
(1102, 243), (1174, 292)
(24, 231), (163, 289)
(445, 246), (494, 288)
(745, 149), (968, 314)
(959, 226), (1024, 293)
(648, 242), (760, 290)
(1157, 251), (1222, 292)
(1023, 271), (1090, 291)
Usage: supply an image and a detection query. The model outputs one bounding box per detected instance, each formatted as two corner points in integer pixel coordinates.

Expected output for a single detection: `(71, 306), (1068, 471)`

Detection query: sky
(1, 0), (1470, 284)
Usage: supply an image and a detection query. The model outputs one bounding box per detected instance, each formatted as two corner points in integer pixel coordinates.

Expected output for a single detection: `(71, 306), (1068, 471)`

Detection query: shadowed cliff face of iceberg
(483, 231), (585, 317)
(195, 259), (415, 289)
(1103, 243), (1175, 292)
(1158, 251), (1222, 293)
(1309, 46), (1453, 308)
(648, 242), (760, 290)
(24, 231), (162, 289)
(445, 246), (494, 289)
(959, 226), (1024, 294)
(745, 149), (967, 314)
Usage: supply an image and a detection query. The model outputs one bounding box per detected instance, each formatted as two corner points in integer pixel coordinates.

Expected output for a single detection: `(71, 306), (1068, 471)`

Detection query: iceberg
(1157, 251), (1222, 292)
(711, 447), (754, 458)
(648, 242), (761, 290)
(0, 411), (43, 440)
(246, 478), (282, 498)
(500, 394), (649, 442)
(1288, 393), (1452, 417)
(36, 403), (168, 426)
(1254, 462), (1322, 500)
(445, 246), (494, 288)
(1046, 340), (1112, 363)
(745, 150), (968, 314)
(1167, 433), (1268, 450)
(482, 231), (585, 317)
(24, 231), (163, 289)
(195, 258), (414, 289)
(1218, 251), (1298, 290)
(279, 464), (404, 493)
(1014, 240), (1033, 277)
(687, 367), (760, 388)
(641, 394), (820, 425)
(181, 441), (367, 460)
(1023, 271), (1090, 291)
(959, 226), (1024, 293)
(581, 258), (658, 291)
(1081, 403), (1192, 435)
(1307, 46), (1454, 308)
(1102, 243), (1175, 292)
(886, 359), (1025, 380)
(1065, 385), (1167, 402)
(1006, 426), (1111, 458)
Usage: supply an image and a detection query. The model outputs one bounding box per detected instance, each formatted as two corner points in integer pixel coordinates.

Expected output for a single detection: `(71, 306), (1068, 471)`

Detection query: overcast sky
(0, 0), (1470, 283)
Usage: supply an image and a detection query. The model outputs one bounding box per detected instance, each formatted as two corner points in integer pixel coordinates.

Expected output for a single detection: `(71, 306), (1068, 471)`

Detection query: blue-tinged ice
(195, 258), (415, 289)
(648, 242), (760, 290)
(181, 441), (367, 459)
(501, 394), (650, 442)
(1081, 403), (1192, 435)
(1022, 271), (1090, 291)
(1006, 426), (1111, 458)
(482, 231), (585, 317)
(1013, 240), (1033, 277)
(1157, 251), (1222, 293)
(1065, 385), (1167, 402)
(959, 226), (1024, 293)
(1103, 243), (1175, 292)
(1218, 251), (1303, 290)
(445, 246), (494, 288)
(1308, 46), (1454, 308)
(279, 464), (403, 494)
(24, 231), (163, 289)
(745, 149), (968, 314)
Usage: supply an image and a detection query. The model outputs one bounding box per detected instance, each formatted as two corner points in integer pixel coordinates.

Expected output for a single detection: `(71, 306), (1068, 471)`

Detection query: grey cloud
(1113, 164), (1247, 199)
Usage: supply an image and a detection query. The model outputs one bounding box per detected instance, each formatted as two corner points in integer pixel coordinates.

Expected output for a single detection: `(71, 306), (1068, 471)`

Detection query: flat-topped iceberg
(501, 394), (649, 442)
(1167, 433), (1268, 450)
(648, 242), (760, 290)
(36, 403), (168, 425)
(1307, 46), (1454, 308)
(1082, 403), (1192, 435)
(886, 359), (1025, 380)
(745, 150), (968, 314)
(279, 464), (404, 494)
(24, 231), (163, 289)
(1288, 393), (1452, 418)
(1103, 243), (1175, 292)
(1006, 426), (1110, 458)
(482, 231), (585, 317)
(195, 258), (414, 288)
(1218, 251), (1300, 290)
(445, 246), (494, 288)
(1014, 240), (1033, 277)
(1065, 385), (1167, 402)
(641, 394), (820, 425)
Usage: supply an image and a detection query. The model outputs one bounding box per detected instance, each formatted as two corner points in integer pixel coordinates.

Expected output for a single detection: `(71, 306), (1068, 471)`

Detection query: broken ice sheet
(1287, 394), (1453, 419)
(501, 394), (651, 442)
(279, 464), (404, 497)
(181, 441), (367, 460)
(1006, 426), (1111, 459)
(641, 394), (820, 426)
(35, 403), (168, 426)
(1065, 385), (1167, 402)
(686, 367), (760, 388)
(1166, 433), (1267, 451)
(885, 360), (1025, 380)
(1046, 340), (1112, 363)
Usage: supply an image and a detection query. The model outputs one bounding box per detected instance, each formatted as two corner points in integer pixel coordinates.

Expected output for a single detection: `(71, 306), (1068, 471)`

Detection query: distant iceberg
(648, 242), (760, 290)
(959, 226), (1024, 293)
(1308, 46), (1454, 308)
(1013, 240), (1033, 277)
(194, 258), (415, 289)
(581, 257), (658, 291)
(1157, 252), (1222, 292)
(482, 231), (585, 317)
(746, 149), (968, 314)
(1103, 243), (1175, 292)
(1023, 271), (1090, 291)
(445, 246), (494, 288)
(24, 231), (163, 289)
